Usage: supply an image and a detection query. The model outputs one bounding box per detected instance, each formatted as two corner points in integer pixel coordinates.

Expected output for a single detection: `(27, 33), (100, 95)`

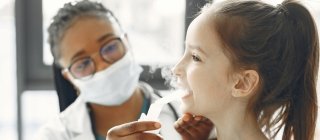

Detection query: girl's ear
(232, 70), (259, 98)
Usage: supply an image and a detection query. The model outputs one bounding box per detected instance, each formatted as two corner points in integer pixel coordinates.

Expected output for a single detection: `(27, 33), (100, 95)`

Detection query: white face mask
(69, 52), (143, 106)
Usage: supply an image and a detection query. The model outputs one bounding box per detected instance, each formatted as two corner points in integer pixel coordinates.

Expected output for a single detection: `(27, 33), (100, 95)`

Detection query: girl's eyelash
(191, 53), (202, 62)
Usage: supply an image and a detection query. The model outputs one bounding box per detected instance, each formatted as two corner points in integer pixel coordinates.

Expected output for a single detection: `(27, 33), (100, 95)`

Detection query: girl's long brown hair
(206, 0), (319, 139)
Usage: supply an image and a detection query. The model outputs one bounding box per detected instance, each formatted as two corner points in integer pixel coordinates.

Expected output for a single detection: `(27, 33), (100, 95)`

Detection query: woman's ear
(61, 69), (80, 95)
(124, 33), (128, 39)
(122, 33), (131, 47)
(61, 70), (72, 81)
(232, 70), (259, 98)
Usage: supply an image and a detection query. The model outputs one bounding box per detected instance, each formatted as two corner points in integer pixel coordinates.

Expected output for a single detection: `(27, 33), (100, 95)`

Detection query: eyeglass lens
(69, 38), (126, 79)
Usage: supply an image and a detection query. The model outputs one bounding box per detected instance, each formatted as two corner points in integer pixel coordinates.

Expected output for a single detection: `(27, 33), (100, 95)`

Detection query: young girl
(106, 0), (319, 140)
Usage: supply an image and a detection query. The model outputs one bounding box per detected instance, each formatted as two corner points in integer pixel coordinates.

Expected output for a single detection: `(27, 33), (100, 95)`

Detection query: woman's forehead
(58, 18), (121, 67)
(70, 17), (121, 34)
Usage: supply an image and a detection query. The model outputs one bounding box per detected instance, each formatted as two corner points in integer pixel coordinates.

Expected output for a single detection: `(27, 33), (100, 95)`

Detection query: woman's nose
(95, 54), (111, 72)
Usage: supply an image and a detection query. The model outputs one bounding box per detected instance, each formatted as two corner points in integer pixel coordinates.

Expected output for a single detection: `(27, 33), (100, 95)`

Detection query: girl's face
(59, 17), (125, 75)
(173, 13), (235, 116)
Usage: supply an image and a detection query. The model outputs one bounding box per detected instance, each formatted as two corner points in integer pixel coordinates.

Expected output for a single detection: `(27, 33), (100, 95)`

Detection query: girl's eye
(192, 54), (202, 62)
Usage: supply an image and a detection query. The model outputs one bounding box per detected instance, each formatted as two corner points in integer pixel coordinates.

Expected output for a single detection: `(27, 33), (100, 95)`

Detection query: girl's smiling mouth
(176, 89), (193, 99)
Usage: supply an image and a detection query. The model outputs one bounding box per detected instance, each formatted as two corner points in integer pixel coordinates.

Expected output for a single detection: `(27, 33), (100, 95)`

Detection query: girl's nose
(171, 59), (185, 78)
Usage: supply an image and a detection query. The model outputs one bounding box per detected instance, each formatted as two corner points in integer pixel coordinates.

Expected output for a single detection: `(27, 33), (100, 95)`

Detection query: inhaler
(138, 90), (184, 133)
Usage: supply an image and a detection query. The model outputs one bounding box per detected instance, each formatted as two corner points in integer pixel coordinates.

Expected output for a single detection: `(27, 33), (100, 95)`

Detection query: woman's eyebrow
(70, 50), (86, 63)
(70, 33), (117, 64)
(97, 33), (115, 43)
(70, 33), (115, 62)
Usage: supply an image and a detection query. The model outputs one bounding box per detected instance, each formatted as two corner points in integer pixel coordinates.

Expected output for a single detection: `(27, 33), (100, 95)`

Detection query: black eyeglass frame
(64, 34), (127, 80)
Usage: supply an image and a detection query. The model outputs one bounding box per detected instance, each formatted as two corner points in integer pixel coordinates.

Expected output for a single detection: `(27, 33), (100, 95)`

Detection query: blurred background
(0, 0), (320, 140)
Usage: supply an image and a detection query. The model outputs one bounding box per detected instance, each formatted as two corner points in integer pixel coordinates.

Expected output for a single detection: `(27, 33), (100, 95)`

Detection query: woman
(35, 1), (214, 139)
(106, 0), (319, 140)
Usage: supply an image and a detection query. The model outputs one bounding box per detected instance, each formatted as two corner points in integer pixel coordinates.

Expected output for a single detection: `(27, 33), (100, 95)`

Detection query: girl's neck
(89, 87), (144, 136)
(208, 103), (268, 140)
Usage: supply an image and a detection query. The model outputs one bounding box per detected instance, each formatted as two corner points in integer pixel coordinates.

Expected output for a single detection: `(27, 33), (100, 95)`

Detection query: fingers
(174, 114), (214, 140)
(175, 116), (199, 137)
(193, 116), (214, 129)
(107, 121), (161, 137)
(113, 133), (163, 140)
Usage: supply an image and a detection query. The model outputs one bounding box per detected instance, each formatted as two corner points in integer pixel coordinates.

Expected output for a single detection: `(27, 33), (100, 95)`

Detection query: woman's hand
(106, 121), (163, 140)
(174, 113), (214, 140)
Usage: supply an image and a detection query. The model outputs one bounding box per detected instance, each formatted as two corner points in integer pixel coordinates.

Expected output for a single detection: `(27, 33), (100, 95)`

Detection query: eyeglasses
(65, 36), (126, 80)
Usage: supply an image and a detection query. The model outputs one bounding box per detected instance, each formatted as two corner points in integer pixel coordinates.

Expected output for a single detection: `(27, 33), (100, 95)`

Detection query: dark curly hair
(48, 0), (122, 65)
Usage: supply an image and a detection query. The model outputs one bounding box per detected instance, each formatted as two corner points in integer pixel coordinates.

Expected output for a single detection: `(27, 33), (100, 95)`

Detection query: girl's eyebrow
(186, 43), (208, 57)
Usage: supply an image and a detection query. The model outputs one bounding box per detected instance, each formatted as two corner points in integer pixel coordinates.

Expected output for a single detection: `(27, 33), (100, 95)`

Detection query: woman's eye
(192, 54), (201, 62)
(75, 59), (92, 71)
(102, 43), (118, 55)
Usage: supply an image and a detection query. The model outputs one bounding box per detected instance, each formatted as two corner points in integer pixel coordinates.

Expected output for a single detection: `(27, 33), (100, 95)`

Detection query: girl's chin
(178, 90), (196, 113)
(181, 90), (193, 99)
(179, 102), (196, 114)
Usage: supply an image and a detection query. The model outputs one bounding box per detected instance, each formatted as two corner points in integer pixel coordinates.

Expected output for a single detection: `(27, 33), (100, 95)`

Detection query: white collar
(59, 97), (92, 135)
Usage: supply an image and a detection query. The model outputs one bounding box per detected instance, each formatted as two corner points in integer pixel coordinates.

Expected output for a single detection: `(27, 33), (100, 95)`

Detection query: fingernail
(178, 119), (184, 125)
(158, 135), (164, 140)
(195, 116), (202, 121)
(154, 122), (161, 128)
(183, 116), (190, 122)
(174, 123), (179, 128)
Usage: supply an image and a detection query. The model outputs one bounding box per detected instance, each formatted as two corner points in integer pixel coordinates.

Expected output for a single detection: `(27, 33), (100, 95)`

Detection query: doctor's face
(172, 13), (235, 116)
(59, 17), (127, 79)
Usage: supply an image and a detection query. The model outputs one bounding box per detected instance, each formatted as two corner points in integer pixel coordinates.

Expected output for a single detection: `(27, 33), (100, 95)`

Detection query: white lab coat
(35, 82), (182, 140)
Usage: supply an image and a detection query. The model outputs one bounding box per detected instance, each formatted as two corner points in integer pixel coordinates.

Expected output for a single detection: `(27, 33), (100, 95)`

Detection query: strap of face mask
(139, 83), (180, 120)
